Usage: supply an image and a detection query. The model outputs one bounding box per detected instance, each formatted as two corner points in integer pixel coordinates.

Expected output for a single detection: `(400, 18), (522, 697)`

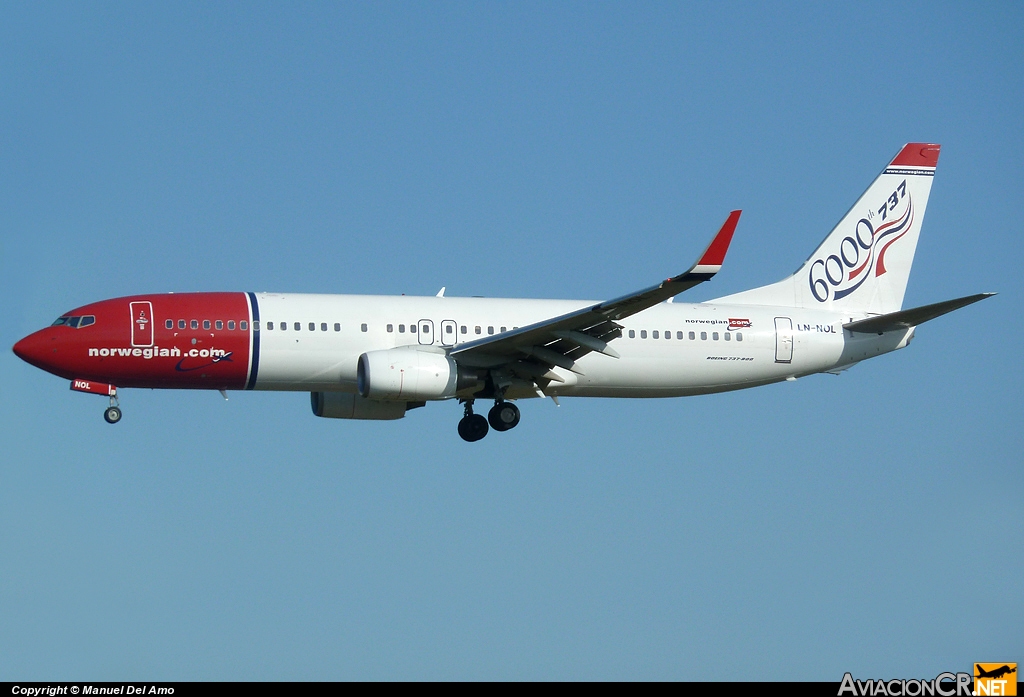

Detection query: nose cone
(13, 329), (61, 374)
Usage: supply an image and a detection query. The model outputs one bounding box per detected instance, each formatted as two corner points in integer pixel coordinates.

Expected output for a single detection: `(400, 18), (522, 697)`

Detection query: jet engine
(310, 391), (408, 420)
(357, 347), (480, 400)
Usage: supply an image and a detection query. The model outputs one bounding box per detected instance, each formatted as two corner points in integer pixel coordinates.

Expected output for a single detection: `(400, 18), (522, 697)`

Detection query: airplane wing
(451, 211), (741, 388)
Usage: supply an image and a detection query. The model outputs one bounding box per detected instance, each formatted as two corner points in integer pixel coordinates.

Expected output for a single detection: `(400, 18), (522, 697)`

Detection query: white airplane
(13, 143), (993, 441)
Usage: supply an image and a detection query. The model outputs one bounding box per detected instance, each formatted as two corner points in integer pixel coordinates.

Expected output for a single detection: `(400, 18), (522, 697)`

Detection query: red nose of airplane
(13, 329), (62, 374)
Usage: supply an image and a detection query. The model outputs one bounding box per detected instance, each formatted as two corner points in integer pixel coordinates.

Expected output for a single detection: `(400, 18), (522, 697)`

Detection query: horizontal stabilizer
(843, 293), (995, 333)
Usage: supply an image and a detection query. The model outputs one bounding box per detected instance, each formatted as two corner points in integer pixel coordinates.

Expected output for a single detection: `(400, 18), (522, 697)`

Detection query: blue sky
(1, 2), (1021, 680)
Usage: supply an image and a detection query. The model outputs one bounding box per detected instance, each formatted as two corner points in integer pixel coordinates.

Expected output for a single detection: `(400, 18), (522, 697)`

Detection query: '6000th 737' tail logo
(809, 179), (913, 303)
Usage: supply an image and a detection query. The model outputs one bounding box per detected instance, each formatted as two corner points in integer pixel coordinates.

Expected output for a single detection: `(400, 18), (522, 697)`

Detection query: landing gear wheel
(104, 406), (122, 424)
(458, 414), (489, 442)
(488, 401), (520, 432)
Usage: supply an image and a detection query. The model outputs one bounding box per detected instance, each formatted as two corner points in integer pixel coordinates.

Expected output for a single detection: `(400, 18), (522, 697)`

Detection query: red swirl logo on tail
(808, 180), (913, 303)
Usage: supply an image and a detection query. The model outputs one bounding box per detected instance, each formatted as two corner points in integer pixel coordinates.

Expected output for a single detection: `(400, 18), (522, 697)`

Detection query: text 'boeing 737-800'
(13, 143), (994, 441)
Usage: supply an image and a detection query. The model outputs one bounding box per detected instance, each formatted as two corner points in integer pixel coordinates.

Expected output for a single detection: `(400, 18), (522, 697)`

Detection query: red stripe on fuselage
(26, 293), (252, 389)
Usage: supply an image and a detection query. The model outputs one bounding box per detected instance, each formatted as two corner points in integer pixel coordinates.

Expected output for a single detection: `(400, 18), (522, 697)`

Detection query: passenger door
(774, 317), (793, 363)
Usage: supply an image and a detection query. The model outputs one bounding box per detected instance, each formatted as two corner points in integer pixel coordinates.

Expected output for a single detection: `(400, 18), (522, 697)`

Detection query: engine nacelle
(310, 391), (407, 420)
(358, 347), (479, 400)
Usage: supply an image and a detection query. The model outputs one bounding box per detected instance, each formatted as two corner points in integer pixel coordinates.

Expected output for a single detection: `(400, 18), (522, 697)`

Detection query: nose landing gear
(102, 391), (122, 424)
(70, 379), (122, 424)
(104, 404), (122, 424)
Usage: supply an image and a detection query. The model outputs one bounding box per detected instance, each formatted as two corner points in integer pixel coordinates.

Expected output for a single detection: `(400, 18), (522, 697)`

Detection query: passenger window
(689, 331), (695, 340)
(737, 332), (743, 341)
(386, 324), (394, 332)
(475, 326), (481, 335)
(446, 325), (454, 334)
(361, 323), (368, 332)
(461, 325), (467, 334)
(410, 324), (417, 333)
(267, 322), (274, 330)
(398, 324), (405, 333)
(422, 324), (429, 334)
(228, 320), (235, 330)
(240, 321), (248, 330)
(179, 320), (186, 330)
(500, 326), (506, 333)
(309, 322), (315, 331)
(190, 320), (198, 330)
(652, 330), (659, 339)
(216, 320), (223, 330)
(321, 323), (327, 332)
(203, 320), (211, 330)
(701, 332), (707, 340)
(280, 322), (287, 331)
(488, 326), (494, 335)
(294, 322), (301, 331)
(628, 329), (635, 338)
(713, 332), (719, 340)
(724, 332), (731, 341)
(676, 331), (683, 339)
(334, 323), (341, 332)
(165, 319), (173, 329)
(252, 321), (260, 331)
(640, 330), (647, 339)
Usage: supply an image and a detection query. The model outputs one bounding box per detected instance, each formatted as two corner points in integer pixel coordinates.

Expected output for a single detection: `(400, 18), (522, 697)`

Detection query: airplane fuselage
(15, 291), (909, 399)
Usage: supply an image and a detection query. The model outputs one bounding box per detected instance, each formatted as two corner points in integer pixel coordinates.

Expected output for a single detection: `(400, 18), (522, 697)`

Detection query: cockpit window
(52, 315), (95, 328)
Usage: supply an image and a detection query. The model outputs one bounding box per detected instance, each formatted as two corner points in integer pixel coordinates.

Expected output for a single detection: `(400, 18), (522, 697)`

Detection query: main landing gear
(488, 400), (520, 432)
(457, 398), (520, 442)
(457, 400), (489, 442)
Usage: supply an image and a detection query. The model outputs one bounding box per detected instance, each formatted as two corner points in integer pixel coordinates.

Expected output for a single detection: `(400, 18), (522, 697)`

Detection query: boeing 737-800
(13, 143), (993, 441)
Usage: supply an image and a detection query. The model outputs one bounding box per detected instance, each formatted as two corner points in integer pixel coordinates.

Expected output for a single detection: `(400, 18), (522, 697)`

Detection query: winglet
(690, 210), (741, 276)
